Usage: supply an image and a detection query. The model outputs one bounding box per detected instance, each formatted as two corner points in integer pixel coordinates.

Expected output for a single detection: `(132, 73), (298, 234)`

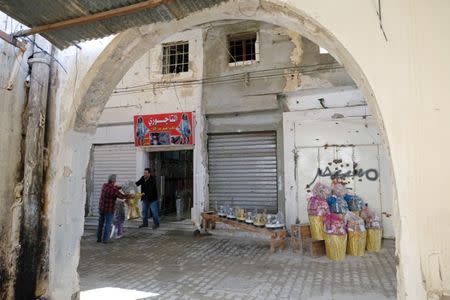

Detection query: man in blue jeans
(136, 168), (159, 229)
(97, 174), (128, 243)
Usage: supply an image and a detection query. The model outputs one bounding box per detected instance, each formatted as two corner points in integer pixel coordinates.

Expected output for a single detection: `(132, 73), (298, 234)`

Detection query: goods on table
(366, 228), (382, 251)
(326, 195), (349, 214)
(344, 194), (365, 211)
(226, 206), (236, 219)
(307, 195), (330, 216)
(253, 213), (267, 227)
(308, 215), (324, 240)
(324, 233), (347, 261)
(235, 207), (246, 222)
(347, 231), (367, 256)
(218, 205), (227, 217)
(245, 210), (254, 224)
(266, 212), (285, 229)
(312, 182), (331, 199)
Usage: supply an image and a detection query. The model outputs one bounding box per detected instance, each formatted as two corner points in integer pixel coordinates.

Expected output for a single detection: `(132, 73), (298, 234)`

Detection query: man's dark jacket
(136, 175), (158, 203)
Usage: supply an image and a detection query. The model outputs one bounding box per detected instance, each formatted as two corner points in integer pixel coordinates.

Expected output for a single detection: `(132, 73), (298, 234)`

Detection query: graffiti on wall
(306, 161), (379, 188)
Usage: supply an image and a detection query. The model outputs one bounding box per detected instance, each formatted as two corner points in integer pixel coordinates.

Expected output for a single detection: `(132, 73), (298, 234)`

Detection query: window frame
(161, 41), (189, 74)
(227, 32), (260, 67)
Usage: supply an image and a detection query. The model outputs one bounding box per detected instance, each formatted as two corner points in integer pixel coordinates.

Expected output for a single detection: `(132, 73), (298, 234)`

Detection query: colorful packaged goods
(344, 212), (366, 232)
(323, 213), (347, 236)
(344, 194), (365, 211)
(307, 195), (330, 216)
(326, 195), (349, 214)
(312, 182), (331, 199)
(332, 183), (347, 197)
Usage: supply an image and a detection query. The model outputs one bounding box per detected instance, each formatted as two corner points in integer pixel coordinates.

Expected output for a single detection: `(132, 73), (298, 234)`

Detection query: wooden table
(201, 212), (287, 253)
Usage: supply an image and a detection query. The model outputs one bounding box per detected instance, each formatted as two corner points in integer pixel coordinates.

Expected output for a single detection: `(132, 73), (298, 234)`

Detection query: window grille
(228, 32), (260, 66)
(162, 41), (189, 74)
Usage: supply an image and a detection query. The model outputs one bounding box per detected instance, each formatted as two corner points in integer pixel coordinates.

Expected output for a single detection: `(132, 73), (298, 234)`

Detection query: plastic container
(308, 215), (324, 240)
(366, 228), (382, 252)
(324, 233), (347, 261)
(347, 231), (367, 256)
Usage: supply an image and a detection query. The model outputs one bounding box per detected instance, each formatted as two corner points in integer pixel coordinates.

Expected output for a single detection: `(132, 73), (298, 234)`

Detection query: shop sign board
(133, 112), (194, 147)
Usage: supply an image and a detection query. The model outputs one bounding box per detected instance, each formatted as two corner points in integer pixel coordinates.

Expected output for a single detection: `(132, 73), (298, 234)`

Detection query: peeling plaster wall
(37, 0), (450, 299)
(0, 13), (29, 298)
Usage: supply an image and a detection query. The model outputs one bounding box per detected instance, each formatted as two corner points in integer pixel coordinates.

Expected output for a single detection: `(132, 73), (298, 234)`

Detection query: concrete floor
(79, 227), (396, 300)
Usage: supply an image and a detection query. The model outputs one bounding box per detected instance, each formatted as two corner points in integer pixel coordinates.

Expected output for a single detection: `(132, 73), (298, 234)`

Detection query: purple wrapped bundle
(324, 213), (347, 235)
(307, 195), (330, 216)
(312, 182), (331, 199)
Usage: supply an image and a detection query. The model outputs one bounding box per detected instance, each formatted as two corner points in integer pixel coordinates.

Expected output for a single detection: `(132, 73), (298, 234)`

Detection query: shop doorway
(149, 150), (193, 221)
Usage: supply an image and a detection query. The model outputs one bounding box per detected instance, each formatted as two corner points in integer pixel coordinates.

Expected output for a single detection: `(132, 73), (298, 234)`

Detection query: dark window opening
(228, 32), (259, 65)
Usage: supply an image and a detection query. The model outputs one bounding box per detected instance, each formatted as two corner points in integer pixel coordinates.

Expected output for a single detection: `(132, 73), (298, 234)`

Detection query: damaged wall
(0, 13), (29, 299)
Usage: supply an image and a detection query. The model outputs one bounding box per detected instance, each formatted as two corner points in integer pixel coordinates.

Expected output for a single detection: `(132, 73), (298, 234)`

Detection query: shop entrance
(149, 149), (193, 221)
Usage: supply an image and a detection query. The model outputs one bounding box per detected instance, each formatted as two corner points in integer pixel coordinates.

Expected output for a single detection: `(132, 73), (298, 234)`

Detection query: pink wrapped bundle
(312, 182), (331, 199)
(324, 213), (347, 235)
(307, 195), (330, 216)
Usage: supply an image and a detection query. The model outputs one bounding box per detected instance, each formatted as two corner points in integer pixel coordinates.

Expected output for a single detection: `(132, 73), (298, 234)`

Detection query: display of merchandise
(344, 194), (365, 211)
(253, 213), (267, 227)
(226, 206), (236, 219)
(235, 207), (246, 222)
(360, 206), (382, 229)
(312, 182), (331, 199)
(332, 183), (347, 197)
(307, 195), (330, 216)
(245, 210), (255, 224)
(323, 213), (347, 235)
(344, 212), (366, 232)
(326, 195), (349, 214)
(218, 205), (227, 217)
(265, 212), (285, 229)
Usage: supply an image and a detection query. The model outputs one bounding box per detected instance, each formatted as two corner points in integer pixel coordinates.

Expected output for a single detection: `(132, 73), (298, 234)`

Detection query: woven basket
(324, 233), (347, 261)
(347, 231), (367, 256)
(308, 215), (324, 240)
(366, 228), (382, 252)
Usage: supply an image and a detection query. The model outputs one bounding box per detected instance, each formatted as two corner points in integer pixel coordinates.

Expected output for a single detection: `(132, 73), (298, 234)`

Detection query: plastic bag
(332, 183), (347, 197)
(327, 196), (349, 214)
(312, 182), (331, 199)
(344, 194), (365, 211)
(360, 207), (382, 229)
(344, 212), (366, 232)
(307, 195), (330, 216)
(323, 213), (347, 235)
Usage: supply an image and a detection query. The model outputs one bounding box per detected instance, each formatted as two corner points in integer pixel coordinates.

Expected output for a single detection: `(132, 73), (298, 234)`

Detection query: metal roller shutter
(90, 143), (136, 216)
(208, 132), (278, 213)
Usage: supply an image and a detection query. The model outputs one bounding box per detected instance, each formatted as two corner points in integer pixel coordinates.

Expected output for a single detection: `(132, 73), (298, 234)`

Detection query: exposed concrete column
(15, 36), (53, 299)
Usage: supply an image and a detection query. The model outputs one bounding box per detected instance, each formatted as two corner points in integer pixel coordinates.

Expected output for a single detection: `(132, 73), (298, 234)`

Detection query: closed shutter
(208, 132), (278, 213)
(90, 143), (136, 216)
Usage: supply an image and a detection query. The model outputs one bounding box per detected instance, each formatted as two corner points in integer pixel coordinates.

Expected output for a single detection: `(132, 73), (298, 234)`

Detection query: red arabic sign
(134, 112), (194, 147)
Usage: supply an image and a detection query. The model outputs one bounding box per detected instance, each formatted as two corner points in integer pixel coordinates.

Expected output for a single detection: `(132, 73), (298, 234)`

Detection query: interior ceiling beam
(14, 0), (175, 37)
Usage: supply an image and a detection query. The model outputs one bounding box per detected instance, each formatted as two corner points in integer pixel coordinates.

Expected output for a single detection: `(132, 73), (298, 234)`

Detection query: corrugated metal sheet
(0, 0), (228, 49)
(208, 132), (278, 213)
(90, 143), (136, 216)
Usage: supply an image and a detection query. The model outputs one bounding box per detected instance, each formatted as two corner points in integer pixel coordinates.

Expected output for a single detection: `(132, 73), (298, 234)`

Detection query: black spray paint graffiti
(306, 164), (379, 188)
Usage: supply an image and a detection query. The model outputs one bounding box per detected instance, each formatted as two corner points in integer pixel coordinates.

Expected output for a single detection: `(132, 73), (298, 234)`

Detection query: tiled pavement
(79, 228), (396, 300)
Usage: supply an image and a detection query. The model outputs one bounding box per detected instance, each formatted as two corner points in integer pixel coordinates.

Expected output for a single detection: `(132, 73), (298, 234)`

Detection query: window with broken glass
(162, 41), (189, 74)
(228, 32), (260, 66)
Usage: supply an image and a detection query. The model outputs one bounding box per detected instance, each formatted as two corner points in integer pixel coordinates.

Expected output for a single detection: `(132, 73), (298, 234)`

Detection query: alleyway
(79, 228), (396, 300)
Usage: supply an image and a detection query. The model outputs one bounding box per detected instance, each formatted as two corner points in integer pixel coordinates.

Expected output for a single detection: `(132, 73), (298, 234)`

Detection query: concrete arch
(50, 1), (436, 299)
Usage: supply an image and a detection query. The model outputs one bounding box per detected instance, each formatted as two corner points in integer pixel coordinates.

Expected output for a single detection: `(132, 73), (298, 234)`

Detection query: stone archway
(46, 1), (423, 299)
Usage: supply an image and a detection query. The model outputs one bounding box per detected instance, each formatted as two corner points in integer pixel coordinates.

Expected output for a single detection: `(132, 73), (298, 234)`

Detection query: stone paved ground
(79, 228), (396, 300)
